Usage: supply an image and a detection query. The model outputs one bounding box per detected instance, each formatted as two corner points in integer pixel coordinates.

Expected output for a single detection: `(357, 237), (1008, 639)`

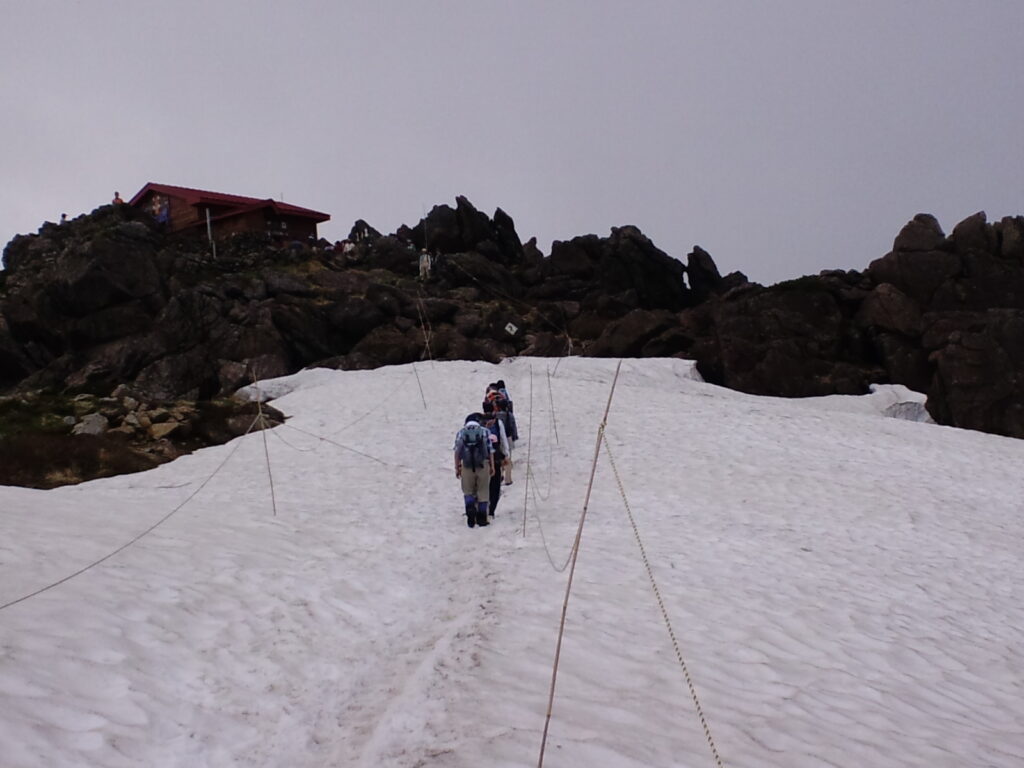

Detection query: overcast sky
(3, 1), (1022, 284)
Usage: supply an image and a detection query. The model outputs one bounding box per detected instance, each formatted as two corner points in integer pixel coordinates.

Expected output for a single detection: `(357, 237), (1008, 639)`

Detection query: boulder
(348, 219), (382, 243)
(345, 325), (421, 369)
(72, 412), (109, 435)
(997, 216), (1024, 261)
(492, 207), (524, 263)
(924, 309), (1024, 437)
(327, 296), (387, 348)
(949, 211), (997, 254)
(710, 282), (876, 397)
(411, 196), (498, 257)
(686, 245), (725, 302)
(866, 249), (962, 305)
(856, 283), (923, 337)
(587, 309), (678, 357)
(892, 213), (946, 252)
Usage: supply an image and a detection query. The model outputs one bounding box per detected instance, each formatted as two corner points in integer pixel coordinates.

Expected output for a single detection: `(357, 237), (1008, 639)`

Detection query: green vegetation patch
(0, 391), (77, 440)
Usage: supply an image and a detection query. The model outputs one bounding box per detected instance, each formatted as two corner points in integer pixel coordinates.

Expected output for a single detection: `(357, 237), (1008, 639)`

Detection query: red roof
(128, 182), (330, 222)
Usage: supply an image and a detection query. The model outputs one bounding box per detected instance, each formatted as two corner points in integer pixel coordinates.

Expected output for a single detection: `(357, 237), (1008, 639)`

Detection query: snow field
(1, 357), (1023, 767)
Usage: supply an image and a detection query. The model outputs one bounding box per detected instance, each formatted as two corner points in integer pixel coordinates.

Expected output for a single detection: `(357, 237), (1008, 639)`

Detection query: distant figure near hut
(150, 194), (170, 225)
(112, 191), (124, 204)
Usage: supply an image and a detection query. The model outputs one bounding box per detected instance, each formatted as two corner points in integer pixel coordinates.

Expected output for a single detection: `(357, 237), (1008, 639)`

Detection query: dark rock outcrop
(685, 210), (1024, 438)
(4, 199), (1024, 490)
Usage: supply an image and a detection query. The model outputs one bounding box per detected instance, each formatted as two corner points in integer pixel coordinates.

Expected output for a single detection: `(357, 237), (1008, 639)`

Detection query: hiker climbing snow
(483, 381), (517, 483)
(482, 402), (511, 517)
(453, 413), (494, 528)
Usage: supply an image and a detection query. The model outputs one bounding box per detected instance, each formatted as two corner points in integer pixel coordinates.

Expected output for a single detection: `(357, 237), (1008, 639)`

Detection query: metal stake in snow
(537, 359), (622, 768)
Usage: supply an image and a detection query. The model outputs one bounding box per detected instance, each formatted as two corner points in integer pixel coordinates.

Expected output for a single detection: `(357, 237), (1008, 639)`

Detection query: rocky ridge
(2, 199), (1023, 486)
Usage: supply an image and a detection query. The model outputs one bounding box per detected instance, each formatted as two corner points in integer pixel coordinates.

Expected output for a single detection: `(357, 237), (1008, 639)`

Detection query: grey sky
(3, 1), (1022, 285)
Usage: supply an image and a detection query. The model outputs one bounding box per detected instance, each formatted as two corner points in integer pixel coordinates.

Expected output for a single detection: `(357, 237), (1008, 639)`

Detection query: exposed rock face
(543, 225), (693, 313)
(703, 274), (879, 397)
(0, 205), (695, 391)
(683, 210), (1024, 438)
(3, 200), (1024, 469)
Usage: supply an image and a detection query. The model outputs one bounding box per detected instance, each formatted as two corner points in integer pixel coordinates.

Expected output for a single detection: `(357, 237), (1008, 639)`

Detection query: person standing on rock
(418, 247), (432, 281)
(453, 413), (494, 528)
(112, 191), (124, 205)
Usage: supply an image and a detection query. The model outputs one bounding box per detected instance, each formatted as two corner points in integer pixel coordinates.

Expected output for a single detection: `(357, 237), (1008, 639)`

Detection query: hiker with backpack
(483, 383), (517, 484)
(482, 402), (511, 517)
(453, 413), (495, 528)
(496, 379), (519, 444)
(485, 382), (518, 444)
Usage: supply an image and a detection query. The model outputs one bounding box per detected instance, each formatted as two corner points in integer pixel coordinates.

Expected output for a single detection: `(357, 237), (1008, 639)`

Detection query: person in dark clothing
(482, 401), (510, 516)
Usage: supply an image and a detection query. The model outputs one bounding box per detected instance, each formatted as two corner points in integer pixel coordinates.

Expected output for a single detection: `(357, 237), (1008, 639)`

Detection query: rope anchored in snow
(537, 359), (622, 768)
(254, 381), (279, 517)
(602, 431), (726, 768)
(519, 362), (571, 570)
(0, 412), (264, 613)
(524, 465), (573, 573)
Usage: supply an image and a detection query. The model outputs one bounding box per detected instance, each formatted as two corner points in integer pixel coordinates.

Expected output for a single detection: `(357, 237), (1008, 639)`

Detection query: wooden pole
(206, 207), (217, 259)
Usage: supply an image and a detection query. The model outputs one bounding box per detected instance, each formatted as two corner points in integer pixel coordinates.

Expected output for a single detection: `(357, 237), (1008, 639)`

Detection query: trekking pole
(537, 360), (622, 768)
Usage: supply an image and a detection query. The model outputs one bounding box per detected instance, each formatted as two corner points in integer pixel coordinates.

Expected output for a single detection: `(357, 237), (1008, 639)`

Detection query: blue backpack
(458, 423), (489, 470)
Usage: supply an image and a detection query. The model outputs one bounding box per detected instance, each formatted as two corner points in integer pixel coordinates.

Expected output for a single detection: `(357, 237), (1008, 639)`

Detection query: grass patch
(0, 391), (76, 440)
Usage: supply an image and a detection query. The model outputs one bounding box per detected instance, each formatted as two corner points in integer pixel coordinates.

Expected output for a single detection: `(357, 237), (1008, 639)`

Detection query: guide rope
(255, 385), (278, 517)
(532, 434), (555, 502)
(266, 424), (316, 452)
(602, 432), (726, 768)
(412, 362), (428, 409)
(524, 465), (574, 573)
(329, 368), (415, 437)
(280, 423), (392, 467)
(517, 362), (568, 569)
(522, 363), (558, 505)
(537, 360), (622, 768)
(546, 365), (560, 446)
(0, 412), (263, 613)
(414, 288), (435, 364)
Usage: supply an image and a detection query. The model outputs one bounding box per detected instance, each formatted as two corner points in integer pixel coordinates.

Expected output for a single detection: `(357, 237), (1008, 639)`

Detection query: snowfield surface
(2, 357), (1023, 768)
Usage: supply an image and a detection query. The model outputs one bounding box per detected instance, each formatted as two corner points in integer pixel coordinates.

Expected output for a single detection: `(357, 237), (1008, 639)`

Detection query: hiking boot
(466, 513), (476, 528)
(476, 512), (489, 527)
